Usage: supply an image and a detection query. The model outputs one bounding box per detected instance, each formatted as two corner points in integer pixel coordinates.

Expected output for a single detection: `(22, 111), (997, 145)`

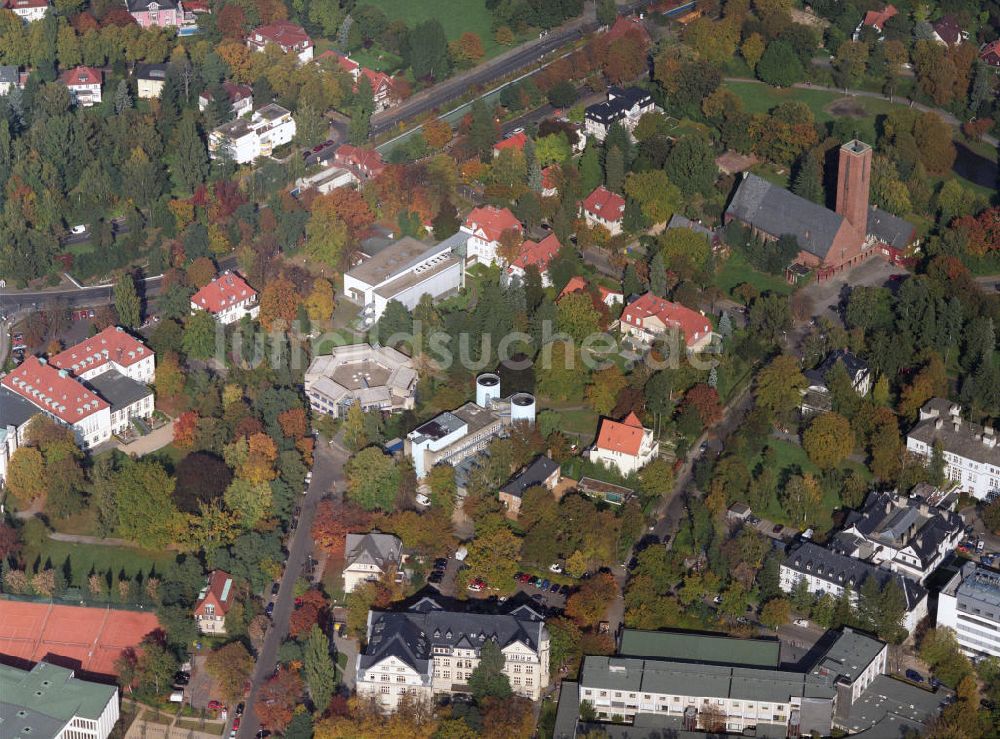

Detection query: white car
(70, 224), (87, 235)
(415, 493), (431, 507)
(794, 619), (809, 627)
(549, 563), (563, 574)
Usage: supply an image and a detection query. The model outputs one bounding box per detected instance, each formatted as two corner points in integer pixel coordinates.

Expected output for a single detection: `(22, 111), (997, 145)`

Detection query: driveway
(118, 419), (175, 456)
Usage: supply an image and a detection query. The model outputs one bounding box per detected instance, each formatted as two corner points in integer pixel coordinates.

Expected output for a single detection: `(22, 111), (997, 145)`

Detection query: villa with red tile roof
(460, 205), (524, 267)
(316, 50), (397, 111)
(506, 233), (561, 287)
(588, 411), (659, 475)
(193, 570), (235, 635)
(50, 326), (155, 384)
(191, 271), (259, 325)
(2, 357), (112, 448)
(126, 0), (182, 28)
(581, 186), (626, 236)
(247, 21), (313, 63)
(3, 0), (48, 21)
(981, 40), (1000, 67)
(493, 131), (527, 158)
(541, 165), (559, 197)
(559, 276), (623, 306)
(60, 66), (102, 107)
(620, 292), (714, 352)
(333, 144), (386, 180)
(930, 15), (966, 45)
(855, 4), (897, 38)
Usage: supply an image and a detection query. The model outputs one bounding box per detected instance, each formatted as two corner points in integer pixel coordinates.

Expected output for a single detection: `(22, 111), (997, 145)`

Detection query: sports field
(367, 0), (503, 58)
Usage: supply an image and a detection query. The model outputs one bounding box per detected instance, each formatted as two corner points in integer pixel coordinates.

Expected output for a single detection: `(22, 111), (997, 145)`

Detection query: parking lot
(425, 556), (571, 614)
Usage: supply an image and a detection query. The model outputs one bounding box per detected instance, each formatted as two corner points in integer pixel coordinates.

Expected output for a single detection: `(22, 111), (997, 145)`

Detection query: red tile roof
(0, 601), (160, 678)
(200, 81), (252, 103)
(191, 271), (257, 314)
(250, 21), (311, 49)
(463, 205), (523, 243)
(60, 66), (101, 88)
(317, 49), (360, 74)
(862, 4), (897, 31)
(509, 233), (561, 273)
(621, 292), (712, 348)
(334, 144), (386, 178)
(581, 186), (625, 224)
(50, 326), (151, 375)
(1, 356), (109, 425)
(980, 40), (1000, 66)
(494, 131), (527, 154)
(558, 275), (588, 299)
(598, 285), (623, 302)
(594, 412), (646, 456)
(360, 66), (393, 93)
(541, 165), (559, 192)
(194, 570), (234, 617)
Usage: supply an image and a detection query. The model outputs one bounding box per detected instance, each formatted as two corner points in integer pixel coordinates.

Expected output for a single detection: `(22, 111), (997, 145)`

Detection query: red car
(208, 701), (224, 711)
(232, 718), (241, 731)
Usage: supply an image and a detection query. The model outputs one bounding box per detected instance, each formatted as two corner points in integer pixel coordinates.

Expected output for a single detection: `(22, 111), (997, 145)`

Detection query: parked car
(232, 718), (241, 731)
(415, 493), (431, 507)
(70, 224), (87, 235)
(773, 524), (783, 534)
(549, 563), (563, 574)
(433, 558), (448, 568)
(977, 540), (985, 552)
(548, 583), (560, 593)
(905, 669), (924, 683)
(208, 701), (225, 711)
(558, 584), (570, 596)
(169, 691), (184, 703)
(540, 578), (551, 589)
(514, 572), (524, 582)
(265, 602), (274, 617)
(235, 704), (244, 717)
(428, 572), (443, 584)
(467, 578), (485, 592)
(271, 582), (280, 596)
(793, 619), (809, 627)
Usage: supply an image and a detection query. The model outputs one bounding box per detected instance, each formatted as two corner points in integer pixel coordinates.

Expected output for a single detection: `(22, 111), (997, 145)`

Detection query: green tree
(171, 112), (208, 194)
(468, 98), (497, 160)
(465, 524), (521, 589)
(578, 142), (603, 194)
(624, 170), (682, 225)
(556, 291), (601, 342)
(181, 310), (218, 360)
(304, 206), (349, 269)
(802, 412), (855, 470)
(343, 401), (368, 452)
(756, 40), (804, 87)
(760, 597), (791, 629)
(755, 355), (806, 419)
(604, 145), (625, 193)
(664, 135), (716, 197)
(205, 642), (254, 704)
(345, 447), (401, 511)
(294, 104), (327, 148)
(791, 150), (824, 204)
(114, 459), (179, 547)
(137, 640), (178, 695)
(114, 272), (141, 329)
(467, 640), (513, 702)
(303, 624), (337, 710)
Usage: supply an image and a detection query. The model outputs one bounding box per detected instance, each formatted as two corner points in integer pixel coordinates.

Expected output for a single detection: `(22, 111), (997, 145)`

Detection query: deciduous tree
(206, 642), (254, 704)
(803, 412), (855, 470)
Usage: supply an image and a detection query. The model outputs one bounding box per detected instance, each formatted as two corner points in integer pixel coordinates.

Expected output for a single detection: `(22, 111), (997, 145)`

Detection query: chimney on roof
(935, 418), (943, 430)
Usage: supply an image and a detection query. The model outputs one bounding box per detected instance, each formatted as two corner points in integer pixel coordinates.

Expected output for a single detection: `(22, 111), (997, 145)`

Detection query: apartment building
(2, 0), (49, 22)
(208, 103), (296, 164)
(938, 561), (1000, 659)
(356, 595), (550, 711)
(906, 398), (1000, 500)
(583, 86), (655, 142)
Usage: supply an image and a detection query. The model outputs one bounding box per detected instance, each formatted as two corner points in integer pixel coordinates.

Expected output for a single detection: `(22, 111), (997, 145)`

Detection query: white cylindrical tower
(476, 373), (501, 408)
(509, 393), (536, 425)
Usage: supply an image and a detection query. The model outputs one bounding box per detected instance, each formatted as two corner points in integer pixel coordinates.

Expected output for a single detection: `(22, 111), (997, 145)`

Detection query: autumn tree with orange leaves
(311, 500), (372, 557)
(289, 589), (329, 637)
(173, 411), (199, 448)
(255, 670), (303, 731)
(259, 276), (300, 330)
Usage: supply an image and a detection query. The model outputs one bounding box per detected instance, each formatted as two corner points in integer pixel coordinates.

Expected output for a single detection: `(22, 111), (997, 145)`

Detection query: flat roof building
(304, 343), (417, 419)
(938, 560), (1000, 659)
(0, 662), (119, 739)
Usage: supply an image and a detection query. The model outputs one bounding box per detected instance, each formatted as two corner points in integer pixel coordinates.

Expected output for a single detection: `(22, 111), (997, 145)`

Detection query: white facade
(190, 294), (259, 325)
(109, 393), (154, 436)
(587, 414), (660, 476)
(294, 165), (358, 195)
(937, 562), (1000, 659)
(588, 434), (658, 476)
(208, 104), (296, 164)
(5, 0), (49, 22)
(0, 662), (119, 739)
(906, 398), (1000, 501)
(67, 81), (102, 107)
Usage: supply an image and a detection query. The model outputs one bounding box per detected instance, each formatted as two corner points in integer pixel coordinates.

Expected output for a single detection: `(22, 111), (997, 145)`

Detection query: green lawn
(368, 0), (503, 58)
(67, 241), (94, 256)
(714, 251), (793, 300)
(22, 538), (174, 589)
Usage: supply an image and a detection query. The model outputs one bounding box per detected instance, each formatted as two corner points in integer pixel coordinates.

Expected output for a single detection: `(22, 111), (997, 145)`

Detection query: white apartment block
(50, 326), (156, 384)
(938, 561), (1000, 659)
(907, 398), (1000, 501)
(208, 103), (296, 164)
(356, 597), (550, 712)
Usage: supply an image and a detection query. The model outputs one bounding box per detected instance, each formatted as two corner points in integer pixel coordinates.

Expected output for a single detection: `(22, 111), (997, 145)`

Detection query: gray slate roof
(134, 63), (169, 81)
(85, 369), (152, 414)
(0, 385), (40, 428)
(585, 86), (652, 125)
(0, 66), (18, 85)
(125, 0), (179, 11)
(726, 173), (845, 259)
(867, 206), (915, 249)
(907, 398), (1000, 468)
(805, 349), (868, 389)
(783, 542), (927, 611)
(345, 531), (402, 569)
(500, 455), (560, 499)
(359, 596), (548, 674)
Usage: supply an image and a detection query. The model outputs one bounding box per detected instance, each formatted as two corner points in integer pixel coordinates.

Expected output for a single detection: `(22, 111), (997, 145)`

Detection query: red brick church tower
(829, 139), (872, 268)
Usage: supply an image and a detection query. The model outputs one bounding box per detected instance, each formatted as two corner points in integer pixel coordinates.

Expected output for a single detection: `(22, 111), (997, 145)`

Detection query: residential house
(2, 0), (48, 22)
(190, 271), (259, 325)
(938, 561), (1000, 659)
(460, 205), (523, 267)
(541, 165), (559, 197)
(619, 292), (714, 352)
(981, 40), (1000, 67)
(559, 275), (622, 306)
(305, 343), (417, 419)
(931, 14), (966, 45)
(125, 0), (182, 28)
(726, 141), (917, 280)
(0, 662), (119, 739)
(50, 325), (156, 384)
(356, 595), (550, 711)
(342, 234), (466, 323)
(0, 65), (20, 95)
(829, 490), (963, 583)
(583, 86), (655, 141)
(198, 81), (253, 118)
(505, 233), (561, 287)
(343, 531), (404, 593)
(727, 502), (752, 521)
(316, 50), (397, 111)
(800, 349), (871, 416)
(588, 411), (659, 476)
(193, 570), (234, 635)
(780, 541), (928, 633)
(854, 4), (897, 39)
(208, 103), (296, 163)
(580, 186), (625, 236)
(246, 21), (313, 63)
(499, 455), (560, 516)
(332, 144), (386, 180)
(134, 63), (169, 99)
(406, 373), (535, 479)
(493, 131), (527, 158)
(60, 66), (102, 107)
(906, 398), (1000, 500)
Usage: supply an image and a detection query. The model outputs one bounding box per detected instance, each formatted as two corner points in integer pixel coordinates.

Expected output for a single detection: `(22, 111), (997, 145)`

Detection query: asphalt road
(369, 0), (654, 137)
(238, 436), (348, 739)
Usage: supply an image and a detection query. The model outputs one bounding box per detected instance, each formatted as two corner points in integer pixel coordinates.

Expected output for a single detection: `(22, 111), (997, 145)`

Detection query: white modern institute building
(356, 595), (550, 711)
(343, 234), (466, 324)
(209, 103), (296, 164)
(906, 398), (1000, 500)
(305, 343), (417, 418)
(938, 561), (1000, 659)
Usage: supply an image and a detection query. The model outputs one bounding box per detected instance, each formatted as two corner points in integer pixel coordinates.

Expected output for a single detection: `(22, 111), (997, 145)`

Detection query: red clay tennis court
(0, 600), (159, 676)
